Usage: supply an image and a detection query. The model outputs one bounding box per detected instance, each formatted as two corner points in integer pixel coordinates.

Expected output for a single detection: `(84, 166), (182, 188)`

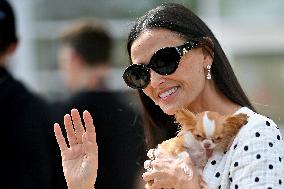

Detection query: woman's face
(130, 29), (212, 115)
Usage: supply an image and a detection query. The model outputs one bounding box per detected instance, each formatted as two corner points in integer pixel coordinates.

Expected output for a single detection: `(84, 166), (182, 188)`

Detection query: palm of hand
(62, 145), (96, 188)
(54, 109), (98, 189)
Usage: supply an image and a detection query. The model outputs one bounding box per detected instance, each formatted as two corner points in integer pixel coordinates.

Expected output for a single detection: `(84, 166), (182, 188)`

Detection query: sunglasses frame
(123, 40), (199, 89)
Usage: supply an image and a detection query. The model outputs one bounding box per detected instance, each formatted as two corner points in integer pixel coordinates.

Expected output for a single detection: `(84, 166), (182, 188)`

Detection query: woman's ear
(202, 51), (213, 68)
(201, 37), (214, 68)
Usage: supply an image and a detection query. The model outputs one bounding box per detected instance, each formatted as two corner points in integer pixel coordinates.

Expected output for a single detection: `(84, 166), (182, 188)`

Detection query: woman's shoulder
(233, 107), (283, 144)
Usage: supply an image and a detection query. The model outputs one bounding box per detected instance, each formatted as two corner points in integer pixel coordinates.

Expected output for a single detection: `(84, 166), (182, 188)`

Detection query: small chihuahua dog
(175, 109), (249, 155)
(145, 109), (249, 189)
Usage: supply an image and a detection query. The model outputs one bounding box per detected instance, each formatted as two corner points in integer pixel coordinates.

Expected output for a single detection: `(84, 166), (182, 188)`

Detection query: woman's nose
(149, 69), (165, 88)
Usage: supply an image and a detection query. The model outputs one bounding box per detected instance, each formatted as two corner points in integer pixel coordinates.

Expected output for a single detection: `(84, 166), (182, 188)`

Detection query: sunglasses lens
(150, 47), (180, 75)
(123, 64), (150, 89)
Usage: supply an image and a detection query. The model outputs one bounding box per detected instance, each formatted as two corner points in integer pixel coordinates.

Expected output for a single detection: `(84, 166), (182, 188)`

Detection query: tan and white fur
(149, 129), (207, 170)
(175, 109), (249, 154)
(145, 109), (248, 189)
(145, 131), (207, 189)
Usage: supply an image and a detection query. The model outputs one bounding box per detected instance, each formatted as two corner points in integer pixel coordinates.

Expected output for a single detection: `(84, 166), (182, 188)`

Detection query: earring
(206, 65), (212, 80)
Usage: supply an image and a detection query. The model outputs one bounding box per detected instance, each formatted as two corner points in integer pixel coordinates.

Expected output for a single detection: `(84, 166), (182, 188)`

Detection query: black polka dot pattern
(211, 160), (216, 165)
(215, 172), (220, 178)
(209, 114), (284, 188)
(234, 162), (239, 167)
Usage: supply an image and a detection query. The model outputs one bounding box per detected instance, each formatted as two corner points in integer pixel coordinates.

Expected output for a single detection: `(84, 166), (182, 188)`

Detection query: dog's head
(175, 109), (249, 151)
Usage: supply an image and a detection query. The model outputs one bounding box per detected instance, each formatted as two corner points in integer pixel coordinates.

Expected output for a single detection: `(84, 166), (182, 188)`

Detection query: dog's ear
(224, 113), (249, 129)
(175, 109), (197, 131)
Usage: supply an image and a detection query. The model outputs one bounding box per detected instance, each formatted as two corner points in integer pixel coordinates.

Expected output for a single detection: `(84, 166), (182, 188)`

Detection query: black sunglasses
(122, 40), (199, 89)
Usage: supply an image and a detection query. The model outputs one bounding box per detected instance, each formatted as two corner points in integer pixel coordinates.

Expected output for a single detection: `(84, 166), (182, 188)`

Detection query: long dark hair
(127, 3), (255, 148)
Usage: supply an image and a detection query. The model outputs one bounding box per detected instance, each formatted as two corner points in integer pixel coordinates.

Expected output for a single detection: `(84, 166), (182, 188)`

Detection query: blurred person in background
(0, 0), (63, 188)
(52, 20), (145, 188)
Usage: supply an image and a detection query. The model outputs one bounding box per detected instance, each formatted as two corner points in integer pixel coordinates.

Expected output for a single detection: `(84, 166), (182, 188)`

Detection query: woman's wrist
(68, 184), (94, 189)
(69, 187), (94, 189)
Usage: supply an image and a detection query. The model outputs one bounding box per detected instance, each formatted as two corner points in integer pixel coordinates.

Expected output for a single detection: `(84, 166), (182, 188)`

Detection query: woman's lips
(158, 86), (179, 100)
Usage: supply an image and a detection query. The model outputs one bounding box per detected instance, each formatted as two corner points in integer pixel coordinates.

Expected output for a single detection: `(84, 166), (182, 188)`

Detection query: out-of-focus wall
(8, 0), (284, 130)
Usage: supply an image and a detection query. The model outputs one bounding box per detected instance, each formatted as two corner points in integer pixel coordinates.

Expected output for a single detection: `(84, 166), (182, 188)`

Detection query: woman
(54, 3), (284, 189)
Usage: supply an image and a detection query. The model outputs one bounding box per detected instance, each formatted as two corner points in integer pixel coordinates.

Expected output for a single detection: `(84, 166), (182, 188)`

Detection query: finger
(142, 171), (168, 182)
(147, 148), (156, 160)
(82, 133), (98, 162)
(142, 172), (154, 182)
(83, 110), (96, 143)
(64, 114), (77, 146)
(147, 148), (166, 158)
(150, 158), (172, 170)
(71, 109), (85, 144)
(54, 123), (68, 152)
(153, 148), (166, 159)
(144, 160), (152, 171)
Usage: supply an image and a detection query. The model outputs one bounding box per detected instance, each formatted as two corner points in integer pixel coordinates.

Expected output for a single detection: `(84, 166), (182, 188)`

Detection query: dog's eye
(215, 137), (222, 141)
(195, 134), (203, 140)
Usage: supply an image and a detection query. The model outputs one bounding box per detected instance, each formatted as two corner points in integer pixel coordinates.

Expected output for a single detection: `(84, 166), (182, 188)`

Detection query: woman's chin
(159, 102), (190, 115)
(160, 105), (179, 115)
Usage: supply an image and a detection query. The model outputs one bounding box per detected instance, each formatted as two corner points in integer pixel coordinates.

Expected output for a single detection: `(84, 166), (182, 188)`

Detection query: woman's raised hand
(54, 109), (98, 189)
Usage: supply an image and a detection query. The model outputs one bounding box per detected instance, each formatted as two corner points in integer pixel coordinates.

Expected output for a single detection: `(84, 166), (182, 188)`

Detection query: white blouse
(203, 107), (284, 189)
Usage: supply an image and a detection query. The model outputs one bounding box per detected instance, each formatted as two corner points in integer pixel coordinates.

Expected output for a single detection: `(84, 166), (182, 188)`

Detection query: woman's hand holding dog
(143, 151), (201, 189)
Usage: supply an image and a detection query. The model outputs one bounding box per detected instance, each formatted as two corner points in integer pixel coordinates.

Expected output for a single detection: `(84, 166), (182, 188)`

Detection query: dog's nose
(204, 142), (211, 149)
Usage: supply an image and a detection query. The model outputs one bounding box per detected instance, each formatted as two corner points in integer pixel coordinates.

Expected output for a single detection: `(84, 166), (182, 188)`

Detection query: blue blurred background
(8, 0), (284, 133)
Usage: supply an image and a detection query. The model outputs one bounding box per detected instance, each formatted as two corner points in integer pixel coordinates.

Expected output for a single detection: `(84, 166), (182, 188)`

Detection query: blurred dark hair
(0, 0), (18, 55)
(127, 3), (255, 148)
(59, 20), (112, 65)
